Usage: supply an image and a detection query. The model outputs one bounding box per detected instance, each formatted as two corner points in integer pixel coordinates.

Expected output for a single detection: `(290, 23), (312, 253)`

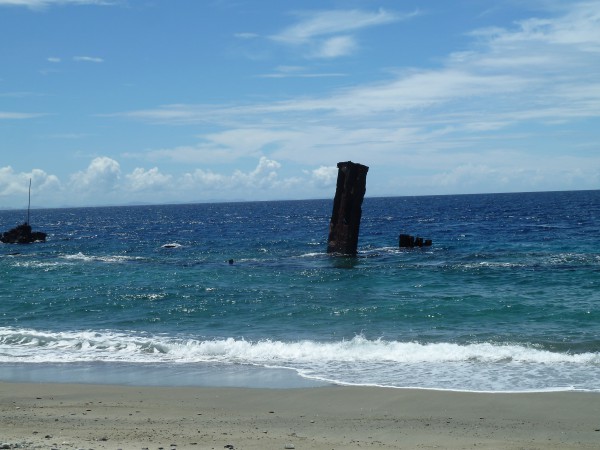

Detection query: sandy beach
(1, 382), (599, 449)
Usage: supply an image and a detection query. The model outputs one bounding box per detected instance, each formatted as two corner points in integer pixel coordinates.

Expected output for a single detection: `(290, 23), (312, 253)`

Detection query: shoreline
(1, 361), (594, 393)
(0, 361), (328, 389)
(1, 381), (599, 449)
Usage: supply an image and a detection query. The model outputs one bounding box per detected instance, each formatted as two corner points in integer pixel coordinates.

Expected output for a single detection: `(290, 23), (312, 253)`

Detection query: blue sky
(1, 0), (599, 208)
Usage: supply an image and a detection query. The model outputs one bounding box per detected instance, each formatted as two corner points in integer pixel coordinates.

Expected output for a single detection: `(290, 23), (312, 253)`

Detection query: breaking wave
(1, 328), (598, 392)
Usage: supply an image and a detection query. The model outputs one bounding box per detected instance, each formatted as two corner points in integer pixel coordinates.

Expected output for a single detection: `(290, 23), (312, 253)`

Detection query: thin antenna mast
(27, 178), (31, 225)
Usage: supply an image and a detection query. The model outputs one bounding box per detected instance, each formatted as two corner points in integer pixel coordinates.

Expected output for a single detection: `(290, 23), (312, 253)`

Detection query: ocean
(1, 190), (599, 392)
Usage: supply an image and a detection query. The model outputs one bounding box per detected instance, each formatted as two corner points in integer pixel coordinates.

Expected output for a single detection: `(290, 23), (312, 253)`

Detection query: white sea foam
(61, 252), (145, 263)
(161, 243), (182, 249)
(10, 254), (143, 270)
(12, 260), (73, 269)
(0, 328), (598, 392)
(1, 328), (597, 365)
(297, 252), (326, 258)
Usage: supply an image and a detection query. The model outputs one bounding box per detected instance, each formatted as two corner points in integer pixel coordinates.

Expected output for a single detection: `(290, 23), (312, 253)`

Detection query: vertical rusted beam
(327, 161), (369, 255)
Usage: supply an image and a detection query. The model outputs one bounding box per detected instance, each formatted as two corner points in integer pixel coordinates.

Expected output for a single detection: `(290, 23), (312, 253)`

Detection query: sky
(1, 0), (599, 209)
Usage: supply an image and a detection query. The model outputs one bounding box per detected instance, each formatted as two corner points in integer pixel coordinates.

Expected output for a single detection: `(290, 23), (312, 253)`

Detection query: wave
(1, 328), (598, 392)
(4, 252), (147, 269)
(11, 260), (73, 269)
(1, 328), (596, 365)
(60, 252), (146, 263)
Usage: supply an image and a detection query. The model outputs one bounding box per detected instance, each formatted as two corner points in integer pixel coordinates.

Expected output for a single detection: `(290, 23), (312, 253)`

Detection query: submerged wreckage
(326, 161), (432, 254)
(1, 179), (46, 244)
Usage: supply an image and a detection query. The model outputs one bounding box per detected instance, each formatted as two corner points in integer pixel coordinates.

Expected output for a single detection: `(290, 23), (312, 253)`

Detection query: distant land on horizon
(1, 188), (598, 213)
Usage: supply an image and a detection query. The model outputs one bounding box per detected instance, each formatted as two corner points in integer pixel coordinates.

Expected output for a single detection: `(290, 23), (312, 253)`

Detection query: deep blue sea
(1, 191), (599, 392)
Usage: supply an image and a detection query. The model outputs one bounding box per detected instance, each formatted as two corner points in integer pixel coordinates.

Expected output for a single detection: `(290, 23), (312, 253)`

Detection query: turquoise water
(1, 191), (599, 391)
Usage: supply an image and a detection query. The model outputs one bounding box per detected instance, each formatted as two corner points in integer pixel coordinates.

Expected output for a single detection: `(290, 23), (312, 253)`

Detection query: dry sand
(1, 381), (599, 449)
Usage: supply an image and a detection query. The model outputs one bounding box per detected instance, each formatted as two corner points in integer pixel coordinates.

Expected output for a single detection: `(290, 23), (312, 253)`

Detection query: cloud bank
(0, 157), (338, 208)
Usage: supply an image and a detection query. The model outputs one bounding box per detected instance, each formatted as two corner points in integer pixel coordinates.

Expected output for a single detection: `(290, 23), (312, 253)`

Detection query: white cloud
(0, 0), (112, 10)
(145, 128), (305, 164)
(0, 111), (45, 119)
(123, 3), (600, 126)
(73, 56), (104, 63)
(0, 166), (60, 196)
(232, 156), (281, 187)
(320, 70), (526, 115)
(0, 166), (61, 209)
(70, 156), (121, 191)
(490, 4), (600, 50)
(310, 165), (338, 188)
(312, 35), (357, 58)
(143, 144), (237, 164)
(271, 8), (410, 58)
(383, 150), (600, 196)
(258, 65), (346, 78)
(184, 157), (283, 191)
(125, 167), (172, 191)
(45, 132), (90, 139)
(0, 157), (339, 208)
(273, 9), (402, 44)
(118, 68), (526, 126)
(234, 32), (259, 39)
(183, 169), (225, 188)
(115, 104), (214, 124)
(47, 56), (61, 63)
(432, 164), (501, 189)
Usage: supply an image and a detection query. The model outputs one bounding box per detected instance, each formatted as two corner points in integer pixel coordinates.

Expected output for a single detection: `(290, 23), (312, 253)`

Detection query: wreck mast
(326, 161), (369, 256)
(27, 178), (31, 225)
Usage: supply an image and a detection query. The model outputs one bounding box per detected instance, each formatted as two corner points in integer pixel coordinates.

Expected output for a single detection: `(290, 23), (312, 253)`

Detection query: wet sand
(1, 382), (599, 449)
